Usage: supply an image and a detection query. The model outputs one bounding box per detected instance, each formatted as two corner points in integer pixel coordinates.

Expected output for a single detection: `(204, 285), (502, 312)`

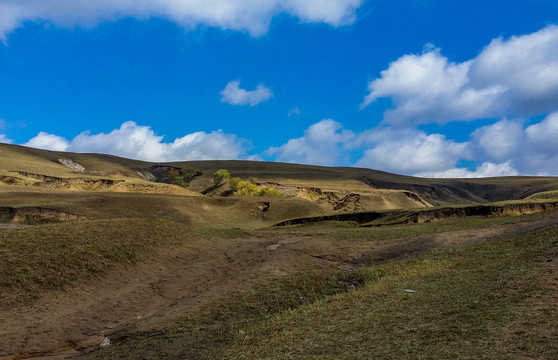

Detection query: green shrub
(229, 177), (242, 192)
(257, 187), (283, 196)
(169, 166), (203, 187)
(181, 166), (203, 183)
(231, 179), (283, 197)
(213, 169), (231, 186)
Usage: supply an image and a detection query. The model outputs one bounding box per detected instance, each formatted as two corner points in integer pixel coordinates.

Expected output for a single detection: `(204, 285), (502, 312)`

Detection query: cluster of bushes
(169, 166), (203, 187)
(229, 177), (283, 197)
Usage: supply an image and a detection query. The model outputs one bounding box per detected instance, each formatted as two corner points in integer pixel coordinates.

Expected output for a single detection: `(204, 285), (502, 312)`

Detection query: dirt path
(1, 213), (557, 359)
(0, 235), (334, 359)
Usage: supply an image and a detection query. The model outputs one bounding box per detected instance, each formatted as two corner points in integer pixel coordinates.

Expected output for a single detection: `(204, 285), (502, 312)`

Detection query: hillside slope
(2, 143), (558, 214)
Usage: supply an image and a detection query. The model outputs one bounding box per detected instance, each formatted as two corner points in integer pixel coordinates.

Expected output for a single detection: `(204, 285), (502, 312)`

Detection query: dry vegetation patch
(0, 219), (201, 307)
(83, 213), (558, 359)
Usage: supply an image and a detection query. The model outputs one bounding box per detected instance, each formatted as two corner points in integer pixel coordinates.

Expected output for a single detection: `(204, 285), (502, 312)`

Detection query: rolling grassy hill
(2, 143), (558, 359)
(2, 143), (558, 212)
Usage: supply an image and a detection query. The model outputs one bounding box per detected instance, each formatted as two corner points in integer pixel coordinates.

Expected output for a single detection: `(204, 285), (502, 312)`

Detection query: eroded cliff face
(400, 202), (558, 225)
(14, 171), (124, 189)
(273, 202), (558, 227)
(0, 207), (85, 224)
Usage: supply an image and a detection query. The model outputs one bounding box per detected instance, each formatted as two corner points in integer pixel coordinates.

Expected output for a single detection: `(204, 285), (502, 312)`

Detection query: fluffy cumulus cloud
(525, 112), (558, 153)
(267, 119), (354, 165)
(356, 129), (470, 174)
(416, 161), (519, 179)
(267, 111), (558, 177)
(349, 25), (558, 177)
(361, 25), (558, 125)
(19, 113), (558, 176)
(0, 0), (363, 40)
(220, 81), (273, 106)
(24, 121), (248, 161)
(356, 113), (558, 177)
(466, 113), (558, 175)
(471, 119), (524, 161)
(24, 132), (70, 151)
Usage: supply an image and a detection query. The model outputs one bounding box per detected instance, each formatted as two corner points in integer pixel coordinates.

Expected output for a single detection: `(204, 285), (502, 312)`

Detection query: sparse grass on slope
(0, 220), (245, 307)
(526, 190), (558, 201)
(267, 211), (549, 241)
(4, 142), (558, 206)
(88, 220), (558, 359)
(219, 226), (558, 359)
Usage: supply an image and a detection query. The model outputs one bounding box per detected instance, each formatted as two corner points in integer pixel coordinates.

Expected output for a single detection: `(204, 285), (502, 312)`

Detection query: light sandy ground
(2, 212), (558, 360)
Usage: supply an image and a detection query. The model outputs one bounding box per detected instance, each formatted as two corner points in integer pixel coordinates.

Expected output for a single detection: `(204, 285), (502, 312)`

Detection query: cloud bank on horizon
(1, 3), (558, 178)
(23, 121), (249, 162)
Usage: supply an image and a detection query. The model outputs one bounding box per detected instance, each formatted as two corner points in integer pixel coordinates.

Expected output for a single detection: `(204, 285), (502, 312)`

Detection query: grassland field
(1, 143), (558, 359)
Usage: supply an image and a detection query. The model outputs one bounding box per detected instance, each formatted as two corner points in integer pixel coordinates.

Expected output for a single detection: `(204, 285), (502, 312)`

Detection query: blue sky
(1, 0), (558, 177)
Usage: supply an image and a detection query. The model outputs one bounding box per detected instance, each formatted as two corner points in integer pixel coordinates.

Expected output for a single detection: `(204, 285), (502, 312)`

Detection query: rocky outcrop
(0, 207), (85, 224)
(58, 158), (85, 171)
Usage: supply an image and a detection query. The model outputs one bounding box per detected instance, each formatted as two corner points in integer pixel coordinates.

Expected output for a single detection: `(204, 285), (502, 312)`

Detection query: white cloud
(525, 112), (558, 152)
(288, 107), (301, 117)
(24, 132), (70, 151)
(465, 113), (558, 175)
(0, 119), (12, 143)
(220, 80), (273, 106)
(0, 134), (12, 144)
(361, 25), (558, 125)
(267, 113), (558, 177)
(23, 121), (249, 161)
(471, 119), (524, 160)
(417, 161), (519, 178)
(18, 112), (558, 176)
(356, 129), (470, 174)
(267, 119), (354, 165)
(0, 0), (363, 41)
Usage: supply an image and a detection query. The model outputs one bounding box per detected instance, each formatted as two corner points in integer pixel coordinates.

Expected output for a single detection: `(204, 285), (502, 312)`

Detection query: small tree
(213, 169), (231, 186)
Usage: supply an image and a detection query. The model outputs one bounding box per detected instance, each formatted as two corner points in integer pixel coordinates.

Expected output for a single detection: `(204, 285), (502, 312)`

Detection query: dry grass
(3, 143), (558, 207)
(84, 213), (558, 359)
(0, 219), (245, 307)
(215, 226), (558, 360)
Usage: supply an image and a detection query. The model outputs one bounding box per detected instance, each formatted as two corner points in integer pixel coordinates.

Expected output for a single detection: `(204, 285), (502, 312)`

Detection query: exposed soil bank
(273, 201), (558, 227)
(14, 171), (124, 189)
(0, 207), (85, 224)
(273, 212), (385, 226)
